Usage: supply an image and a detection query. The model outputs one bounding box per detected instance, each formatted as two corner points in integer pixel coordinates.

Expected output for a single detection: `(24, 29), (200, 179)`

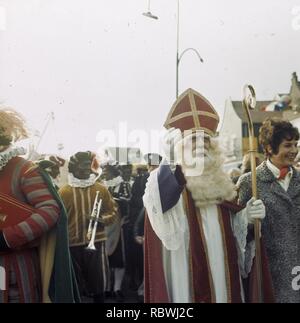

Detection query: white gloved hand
(246, 197), (266, 224)
(162, 127), (183, 166)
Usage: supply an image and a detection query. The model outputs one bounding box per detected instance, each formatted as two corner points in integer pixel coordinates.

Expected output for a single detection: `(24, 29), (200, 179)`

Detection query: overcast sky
(0, 0), (300, 157)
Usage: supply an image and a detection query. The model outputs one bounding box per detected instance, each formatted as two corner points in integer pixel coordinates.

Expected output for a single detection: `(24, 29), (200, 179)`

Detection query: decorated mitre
(164, 88), (219, 137)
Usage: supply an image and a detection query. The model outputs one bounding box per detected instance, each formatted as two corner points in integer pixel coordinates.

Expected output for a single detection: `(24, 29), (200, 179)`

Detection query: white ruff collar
(0, 146), (26, 171)
(104, 175), (123, 188)
(68, 173), (99, 188)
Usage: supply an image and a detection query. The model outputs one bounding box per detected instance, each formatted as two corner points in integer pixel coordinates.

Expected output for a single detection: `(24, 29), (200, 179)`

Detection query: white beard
(180, 139), (237, 208)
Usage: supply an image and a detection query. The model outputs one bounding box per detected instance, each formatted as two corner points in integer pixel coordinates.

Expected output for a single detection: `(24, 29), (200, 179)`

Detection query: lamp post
(142, 0), (158, 19)
(143, 0), (204, 98)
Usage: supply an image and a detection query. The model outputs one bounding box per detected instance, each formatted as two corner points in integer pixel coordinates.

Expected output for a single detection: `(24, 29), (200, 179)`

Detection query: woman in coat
(238, 118), (300, 303)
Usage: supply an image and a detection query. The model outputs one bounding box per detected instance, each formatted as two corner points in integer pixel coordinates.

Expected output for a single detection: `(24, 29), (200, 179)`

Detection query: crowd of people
(1, 87), (300, 303)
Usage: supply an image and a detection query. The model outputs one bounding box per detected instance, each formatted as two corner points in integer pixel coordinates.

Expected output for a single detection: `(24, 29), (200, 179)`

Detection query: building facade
(219, 72), (300, 161)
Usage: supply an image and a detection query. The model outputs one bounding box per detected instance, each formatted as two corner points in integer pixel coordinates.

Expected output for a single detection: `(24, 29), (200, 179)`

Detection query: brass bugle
(86, 191), (103, 251)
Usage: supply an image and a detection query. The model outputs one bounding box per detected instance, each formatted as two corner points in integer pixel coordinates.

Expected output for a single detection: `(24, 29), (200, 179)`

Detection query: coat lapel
(287, 168), (300, 199)
(256, 161), (275, 184)
(258, 162), (300, 203)
(270, 182), (293, 204)
(257, 162), (292, 204)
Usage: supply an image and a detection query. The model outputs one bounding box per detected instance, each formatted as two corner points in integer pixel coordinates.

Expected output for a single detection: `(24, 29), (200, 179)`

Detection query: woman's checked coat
(238, 161), (300, 303)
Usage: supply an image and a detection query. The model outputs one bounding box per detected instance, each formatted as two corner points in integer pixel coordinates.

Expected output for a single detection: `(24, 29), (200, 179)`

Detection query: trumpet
(86, 191), (103, 251)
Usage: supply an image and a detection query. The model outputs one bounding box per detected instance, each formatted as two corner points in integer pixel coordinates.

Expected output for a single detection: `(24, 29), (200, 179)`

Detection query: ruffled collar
(104, 175), (123, 188)
(0, 146), (26, 171)
(68, 173), (99, 188)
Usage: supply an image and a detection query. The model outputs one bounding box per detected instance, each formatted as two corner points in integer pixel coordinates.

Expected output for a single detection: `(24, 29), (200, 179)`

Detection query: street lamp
(143, 0), (204, 98)
(142, 0), (158, 20)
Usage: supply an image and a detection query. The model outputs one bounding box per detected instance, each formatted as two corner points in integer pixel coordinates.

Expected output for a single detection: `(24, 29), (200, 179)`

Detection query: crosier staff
(242, 84), (263, 302)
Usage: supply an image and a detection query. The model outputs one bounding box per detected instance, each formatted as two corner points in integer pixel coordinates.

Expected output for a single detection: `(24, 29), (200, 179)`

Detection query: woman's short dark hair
(259, 118), (299, 157)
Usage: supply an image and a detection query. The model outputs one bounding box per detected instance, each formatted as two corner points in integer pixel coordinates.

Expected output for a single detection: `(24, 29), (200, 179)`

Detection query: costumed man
(133, 153), (162, 302)
(0, 108), (79, 303)
(238, 118), (300, 303)
(59, 151), (116, 303)
(129, 163), (150, 293)
(101, 164), (131, 302)
(119, 164), (136, 290)
(38, 155), (65, 190)
(143, 89), (267, 303)
(130, 164), (150, 241)
(120, 164), (134, 186)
